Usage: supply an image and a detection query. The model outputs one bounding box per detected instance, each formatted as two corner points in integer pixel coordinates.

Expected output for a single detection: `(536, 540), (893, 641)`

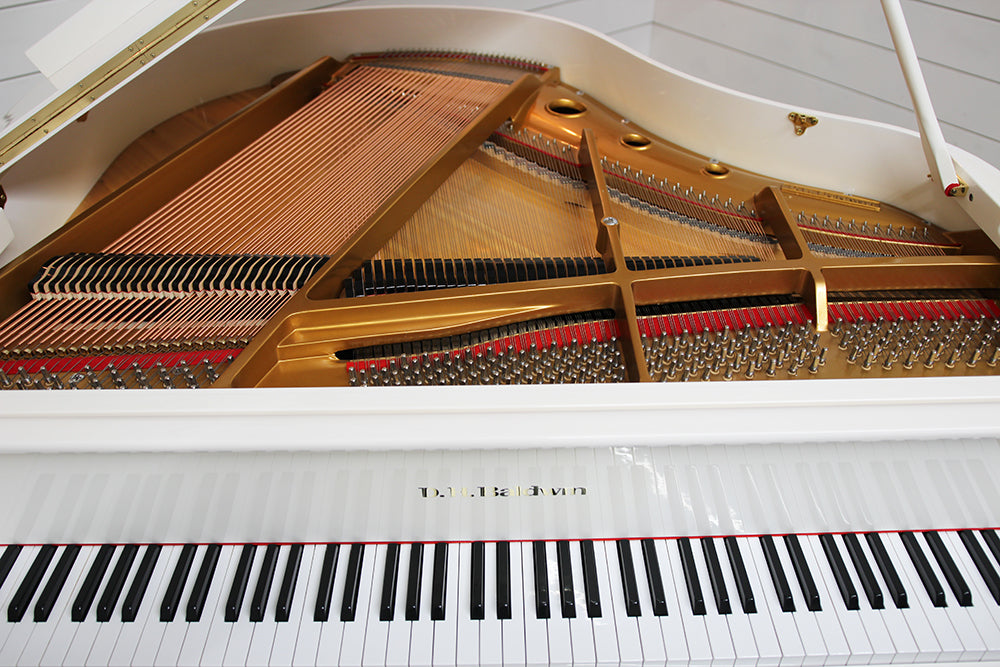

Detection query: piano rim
(0, 376), (998, 453)
(1, 4), (999, 271)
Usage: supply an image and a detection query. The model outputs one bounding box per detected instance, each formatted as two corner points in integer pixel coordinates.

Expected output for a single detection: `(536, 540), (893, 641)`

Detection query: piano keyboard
(0, 438), (997, 665)
(2, 529), (1000, 666)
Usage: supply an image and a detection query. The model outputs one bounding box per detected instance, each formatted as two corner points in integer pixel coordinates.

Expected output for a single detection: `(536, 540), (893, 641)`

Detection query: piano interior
(0, 49), (998, 391)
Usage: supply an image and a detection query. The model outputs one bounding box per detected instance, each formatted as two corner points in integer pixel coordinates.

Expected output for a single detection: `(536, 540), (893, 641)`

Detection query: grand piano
(0, 4), (998, 665)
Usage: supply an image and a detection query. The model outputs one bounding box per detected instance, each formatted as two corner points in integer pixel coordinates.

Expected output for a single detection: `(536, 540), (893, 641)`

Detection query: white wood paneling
(935, 0), (1000, 22)
(607, 21), (654, 56)
(1, 0), (998, 170)
(651, 0), (1000, 168)
(536, 0), (654, 36)
(0, 0), (89, 81)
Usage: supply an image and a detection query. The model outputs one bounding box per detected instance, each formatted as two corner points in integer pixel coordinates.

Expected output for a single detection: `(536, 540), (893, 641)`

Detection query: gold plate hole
(545, 98), (587, 117)
(703, 162), (730, 178)
(620, 133), (652, 150)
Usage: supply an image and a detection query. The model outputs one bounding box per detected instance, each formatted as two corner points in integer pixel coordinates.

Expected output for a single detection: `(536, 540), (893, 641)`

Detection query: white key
(247, 546), (288, 667)
(802, 535), (871, 665)
(521, 542), (548, 667)
(565, 541), (595, 667)
(270, 544), (318, 667)
(906, 532), (986, 659)
(113, 544), (183, 667)
(847, 534), (923, 664)
(822, 536), (896, 664)
(64, 546), (123, 667)
(647, 538), (690, 667)
(224, 544), (269, 667)
(409, 544), (435, 667)
(769, 537), (827, 666)
(664, 539), (712, 667)
(543, 541), (573, 667)
(586, 541), (622, 667)
(16, 545), (95, 667)
(500, 542), (526, 667)
(314, 543), (353, 667)
(84, 546), (143, 667)
(1, 545), (56, 663)
(623, 539), (665, 666)
(154, 546), (207, 667)
(340, 542), (377, 667)
(384, 544), (411, 667)
(708, 538), (758, 667)
(691, 538), (736, 667)
(0, 545), (41, 652)
(601, 541), (642, 666)
(731, 538), (789, 667)
(360, 544), (390, 667)
(883, 533), (965, 661)
(169, 544), (234, 666)
(200, 545), (251, 667)
(292, 544), (338, 667)
(479, 543), (500, 667)
(456, 543), (479, 667)
(431, 542), (459, 667)
(942, 531), (1000, 659)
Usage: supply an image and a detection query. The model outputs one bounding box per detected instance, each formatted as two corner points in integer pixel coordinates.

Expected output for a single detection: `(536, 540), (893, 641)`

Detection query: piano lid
(1, 4), (999, 269)
(0, 0), (245, 176)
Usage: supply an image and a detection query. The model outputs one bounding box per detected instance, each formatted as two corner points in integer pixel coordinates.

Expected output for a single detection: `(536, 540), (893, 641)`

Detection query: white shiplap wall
(1, 0), (998, 168)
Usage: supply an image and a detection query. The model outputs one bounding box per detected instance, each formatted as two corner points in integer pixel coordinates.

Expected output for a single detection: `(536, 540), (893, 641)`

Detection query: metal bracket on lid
(788, 112), (818, 136)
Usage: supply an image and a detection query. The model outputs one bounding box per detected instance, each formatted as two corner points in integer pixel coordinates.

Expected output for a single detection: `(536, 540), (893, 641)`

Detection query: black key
(556, 540), (576, 619)
(701, 538), (731, 614)
(341, 543), (365, 622)
(983, 530), (1000, 564)
(900, 532), (946, 607)
(34, 545), (81, 622)
(723, 536), (756, 613)
(924, 531), (971, 606)
(430, 543), (448, 621)
(226, 544), (256, 622)
(783, 534), (821, 611)
(275, 544), (303, 622)
(677, 538), (706, 615)
(842, 534), (883, 609)
(160, 544), (197, 621)
(314, 544), (340, 622)
(121, 544), (161, 622)
(819, 534), (858, 610)
(380, 543), (401, 621)
(251, 544), (280, 622)
(0, 545), (21, 589)
(470, 541), (485, 621)
(8, 545), (56, 622)
(186, 544), (221, 622)
(405, 543), (424, 621)
(759, 536), (795, 612)
(960, 530), (1000, 604)
(496, 541), (511, 620)
(532, 541), (550, 619)
(616, 540), (641, 617)
(580, 540), (602, 618)
(73, 544), (116, 622)
(641, 539), (668, 616)
(97, 544), (139, 622)
(864, 533), (907, 608)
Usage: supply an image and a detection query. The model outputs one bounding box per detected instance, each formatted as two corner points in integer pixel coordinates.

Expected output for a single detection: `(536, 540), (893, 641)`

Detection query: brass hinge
(0, 184), (6, 209)
(788, 112), (818, 136)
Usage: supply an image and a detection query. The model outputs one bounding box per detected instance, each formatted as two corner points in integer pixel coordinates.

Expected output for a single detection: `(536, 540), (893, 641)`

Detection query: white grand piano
(0, 3), (998, 665)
